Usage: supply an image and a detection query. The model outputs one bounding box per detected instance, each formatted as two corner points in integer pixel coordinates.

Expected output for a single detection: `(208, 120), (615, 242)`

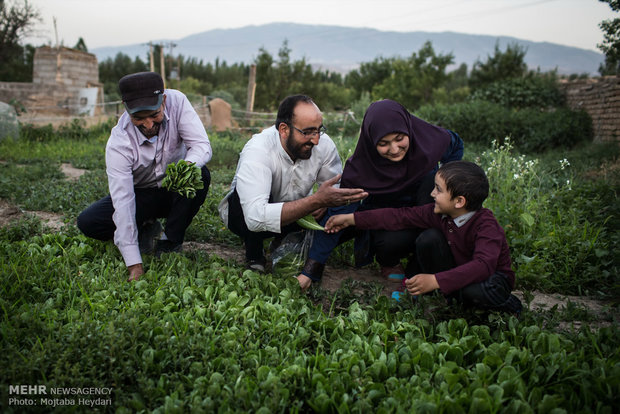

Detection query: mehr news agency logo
(8, 384), (113, 408)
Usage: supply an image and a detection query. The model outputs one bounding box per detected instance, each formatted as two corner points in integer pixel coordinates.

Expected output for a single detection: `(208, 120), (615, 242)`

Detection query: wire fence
(11, 98), (361, 135)
(14, 99), (276, 129)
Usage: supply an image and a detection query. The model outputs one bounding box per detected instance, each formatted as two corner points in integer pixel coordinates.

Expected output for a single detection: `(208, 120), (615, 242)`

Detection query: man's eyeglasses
(290, 124), (327, 138)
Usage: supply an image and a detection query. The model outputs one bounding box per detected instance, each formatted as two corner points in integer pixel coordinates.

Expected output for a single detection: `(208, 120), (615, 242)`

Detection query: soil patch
(60, 163), (87, 181)
(184, 241), (245, 263)
(0, 199), (65, 232)
(0, 199), (22, 228)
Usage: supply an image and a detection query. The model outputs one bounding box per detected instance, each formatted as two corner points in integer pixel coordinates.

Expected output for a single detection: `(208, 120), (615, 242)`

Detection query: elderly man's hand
(127, 263), (144, 282)
(315, 174), (368, 207)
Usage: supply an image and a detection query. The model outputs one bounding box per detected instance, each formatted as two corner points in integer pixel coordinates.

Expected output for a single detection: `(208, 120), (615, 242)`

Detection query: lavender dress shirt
(106, 89), (211, 266)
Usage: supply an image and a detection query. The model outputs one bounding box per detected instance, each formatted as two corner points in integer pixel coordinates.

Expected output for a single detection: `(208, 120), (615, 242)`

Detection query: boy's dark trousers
(414, 228), (522, 314)
(77, 166), (211, 245)
(226, 188), (300, 262)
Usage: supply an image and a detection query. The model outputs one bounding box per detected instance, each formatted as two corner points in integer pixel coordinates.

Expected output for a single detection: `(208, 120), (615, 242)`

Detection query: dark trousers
(415, 228), (522, 313)
(226, 189), (300, 261)
(77, 166), (211, 244)
(372, 228), (423, 268)
(367, 170), (436, 268)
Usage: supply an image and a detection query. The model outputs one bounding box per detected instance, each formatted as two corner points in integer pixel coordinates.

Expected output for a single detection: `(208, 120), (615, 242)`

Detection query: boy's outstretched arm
(325, 213), (355, 233)
(405, 274), (440, 296)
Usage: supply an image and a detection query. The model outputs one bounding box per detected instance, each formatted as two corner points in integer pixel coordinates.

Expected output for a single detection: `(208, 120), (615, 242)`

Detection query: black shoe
(138, 220), (162, 254)
(155, 239), (183, 257)
(246, 257), (266, 273)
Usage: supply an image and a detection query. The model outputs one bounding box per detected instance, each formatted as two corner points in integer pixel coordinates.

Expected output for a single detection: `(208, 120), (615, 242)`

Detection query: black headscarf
(340, 99), (451, 195)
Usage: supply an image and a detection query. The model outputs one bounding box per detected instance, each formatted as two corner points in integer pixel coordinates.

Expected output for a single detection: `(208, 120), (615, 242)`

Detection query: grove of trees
(95, 39), (571, 115)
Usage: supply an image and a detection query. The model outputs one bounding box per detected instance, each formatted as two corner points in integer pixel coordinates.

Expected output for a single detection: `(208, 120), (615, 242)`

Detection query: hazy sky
(25, 0), (617, 52)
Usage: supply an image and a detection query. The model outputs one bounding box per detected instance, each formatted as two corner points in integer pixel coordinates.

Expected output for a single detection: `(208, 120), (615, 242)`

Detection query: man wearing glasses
(219, 94), (367, 275)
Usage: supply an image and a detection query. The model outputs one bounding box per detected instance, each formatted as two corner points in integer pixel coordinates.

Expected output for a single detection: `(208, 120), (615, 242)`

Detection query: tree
(98, 52), (148, 100)
(345, 42), (453, 110)
(73, 37), (88, 52)
(374, 42), (453, 109)
(253, 47), (276, 110)
(469, 42), (528, 89)
(0, 0), (41, 81)
(253, 41), (317, 110)
(345, 57), (396, 100)
(598, 0), (620, 75)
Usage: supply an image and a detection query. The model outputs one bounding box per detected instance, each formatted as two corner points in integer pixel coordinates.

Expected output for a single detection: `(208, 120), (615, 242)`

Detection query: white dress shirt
(218, 125), (342, 233)
(106, 89), (212, 266)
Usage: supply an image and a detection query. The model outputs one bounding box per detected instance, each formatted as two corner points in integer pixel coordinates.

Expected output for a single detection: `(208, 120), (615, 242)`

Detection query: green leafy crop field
(0, 120), (618, 412)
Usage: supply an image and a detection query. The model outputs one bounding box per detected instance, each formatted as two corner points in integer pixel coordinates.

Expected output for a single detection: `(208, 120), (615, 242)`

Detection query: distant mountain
(93, 23), (604, 75)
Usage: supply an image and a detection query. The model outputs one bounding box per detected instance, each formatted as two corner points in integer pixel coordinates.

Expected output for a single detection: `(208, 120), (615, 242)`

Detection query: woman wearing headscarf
(296, 99), (464, 290)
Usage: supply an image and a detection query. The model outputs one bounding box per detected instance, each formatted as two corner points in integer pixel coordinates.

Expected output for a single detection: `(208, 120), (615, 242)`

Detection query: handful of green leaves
(296, 214), (325, 231)
(161, 159), (203, 199)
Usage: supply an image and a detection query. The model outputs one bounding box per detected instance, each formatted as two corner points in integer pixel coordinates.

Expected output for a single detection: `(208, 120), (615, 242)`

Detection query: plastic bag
(271, 230), (314, 278)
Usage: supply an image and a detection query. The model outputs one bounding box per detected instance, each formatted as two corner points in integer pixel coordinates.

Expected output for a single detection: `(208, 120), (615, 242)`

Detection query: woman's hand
(296, 274), (312, 291)
(311, 207), (327, 221)
(324, 213), (355, 233)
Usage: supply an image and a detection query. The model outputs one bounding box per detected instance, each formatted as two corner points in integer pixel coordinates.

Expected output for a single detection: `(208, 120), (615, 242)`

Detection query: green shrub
(208, 131), (248, 168)
(19, 118), (117, 142)
(18, 123), (55, 141)
(477, 139), (614, 295)
(0, 214), (43, 242)
(470, 76), (566, 109)
(416, 101), (592, 152)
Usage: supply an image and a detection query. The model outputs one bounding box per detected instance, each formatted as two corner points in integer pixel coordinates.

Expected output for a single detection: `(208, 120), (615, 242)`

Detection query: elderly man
(78, 72), (212, 281)
(219, 94), (367, 283)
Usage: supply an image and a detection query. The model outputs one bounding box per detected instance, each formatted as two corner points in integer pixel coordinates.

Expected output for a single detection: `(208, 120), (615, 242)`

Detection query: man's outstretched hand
(314, 174), (368, 207)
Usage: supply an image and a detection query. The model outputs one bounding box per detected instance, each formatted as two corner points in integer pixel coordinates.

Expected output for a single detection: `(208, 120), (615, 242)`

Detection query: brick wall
(0, 46), (103, 115)
(559, 76), (620, 143)
(0, 82), (67, 115)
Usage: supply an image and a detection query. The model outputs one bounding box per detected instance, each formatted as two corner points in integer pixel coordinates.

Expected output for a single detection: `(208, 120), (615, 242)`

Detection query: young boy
(325, 160), (522, 314)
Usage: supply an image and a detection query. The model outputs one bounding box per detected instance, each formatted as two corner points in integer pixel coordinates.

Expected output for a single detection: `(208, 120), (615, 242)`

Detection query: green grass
(0, 121), (618, 412)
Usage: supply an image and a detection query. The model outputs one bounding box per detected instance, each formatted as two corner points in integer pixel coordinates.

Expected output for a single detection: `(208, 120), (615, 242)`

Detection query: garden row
(0, 119), (618, 412)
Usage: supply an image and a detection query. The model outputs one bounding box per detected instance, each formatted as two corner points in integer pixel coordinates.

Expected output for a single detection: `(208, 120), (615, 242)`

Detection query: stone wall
(559, 76), (620, 143)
